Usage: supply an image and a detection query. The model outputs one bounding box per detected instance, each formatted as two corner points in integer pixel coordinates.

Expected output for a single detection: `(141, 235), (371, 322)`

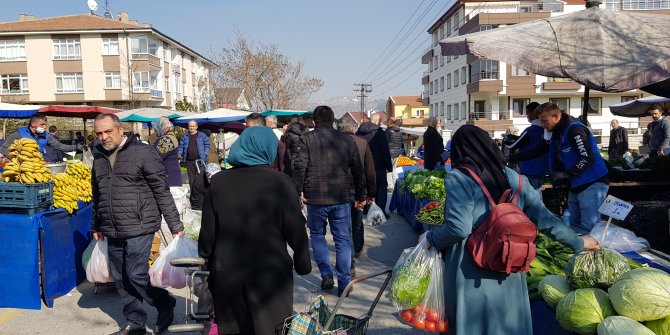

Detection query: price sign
(598, 195), (633, 221)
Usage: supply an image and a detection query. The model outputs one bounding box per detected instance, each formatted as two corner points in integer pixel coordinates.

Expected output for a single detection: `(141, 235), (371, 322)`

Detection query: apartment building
(422, 0), (670, 139)
(0, 13), (214, 110)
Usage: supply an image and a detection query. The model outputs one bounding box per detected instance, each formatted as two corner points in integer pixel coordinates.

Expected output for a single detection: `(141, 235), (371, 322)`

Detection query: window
(434, 80), (438, 94)
(439, 26), (444, 39)
(511, 65), (530, 76)
(440, 77), (444, 92)
(461, 102), (467, 119)
(1, 74), (28, 93)
(470, 59), (499, 81)
(433, 32), (438, 46)
(174, 73), (182, 94)
(581, 97), (602, 115)
(430, 82), (434, 95)
(447, 104), (452, 119)
(55, 73), (83, 93)
(430, 59), (434, 72)
(454, 70), (460, 87)
(53, 39), (81, 60)
(440, 55), (444, 67)
(0, 40), (26, 61)
(513, 98), (530, 116)
(453, 13), (460, 31)
(104, 72), (121, 89)
(461, 66), (467, 84)
(440, 102), (445, 116)
(102, 38), (119, 55)
(446, 19), (451, 36)
(621, 96), (638, 103)
(447, 74), (452, 89)
(549, 98), (570, 113)
(447, 55), (451, 63)
(133, 71), (158, 91)
(453, 104), (460, 120)
(165, 78), (170, 92)
(130, 35), (158, 55)
(163, 46), (169, 61)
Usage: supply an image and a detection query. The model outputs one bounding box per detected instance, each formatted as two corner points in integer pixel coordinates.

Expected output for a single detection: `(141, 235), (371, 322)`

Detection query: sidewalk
(0, 213), (419, 334)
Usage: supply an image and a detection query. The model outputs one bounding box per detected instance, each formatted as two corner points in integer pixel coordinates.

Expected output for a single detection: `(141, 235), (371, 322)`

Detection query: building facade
(386, 95), (429, 127)
(422, 0), (670, 139)
(0, 13), (214, 110)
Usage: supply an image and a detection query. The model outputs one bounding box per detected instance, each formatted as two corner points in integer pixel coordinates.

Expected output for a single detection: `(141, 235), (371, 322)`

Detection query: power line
(353, 83), (372, 113)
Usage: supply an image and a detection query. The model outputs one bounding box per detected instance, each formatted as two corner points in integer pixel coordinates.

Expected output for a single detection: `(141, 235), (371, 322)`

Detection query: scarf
(228, 126), (278, 166)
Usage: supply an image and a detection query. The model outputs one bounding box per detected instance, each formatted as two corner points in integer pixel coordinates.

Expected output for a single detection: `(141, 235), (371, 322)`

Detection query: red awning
(38, 105), (120, 119)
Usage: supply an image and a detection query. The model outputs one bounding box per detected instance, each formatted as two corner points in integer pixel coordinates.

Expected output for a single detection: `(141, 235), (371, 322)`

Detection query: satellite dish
(87, 0), (98, 11)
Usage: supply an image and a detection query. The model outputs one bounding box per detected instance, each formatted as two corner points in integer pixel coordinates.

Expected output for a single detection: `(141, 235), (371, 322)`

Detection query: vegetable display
(556, 288), (616, 335)
(566, 249), (630, 290)
(527, 233), (574, 299)
(396, 156), (416, 167)
(415, 201), (444, 225)
(538, 275), (571, 309)
(596, 316), (655, 335)
(608, 268), (670, 322)
(400, 169), (447, 200)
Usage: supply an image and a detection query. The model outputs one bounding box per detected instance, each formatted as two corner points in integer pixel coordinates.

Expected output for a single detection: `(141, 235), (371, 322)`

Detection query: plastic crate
(0, 181), (53, 211)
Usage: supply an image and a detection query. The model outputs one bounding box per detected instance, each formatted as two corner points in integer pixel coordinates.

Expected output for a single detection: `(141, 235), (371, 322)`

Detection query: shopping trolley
(276, 269), (393, 335)
(166, 257), (212, 334)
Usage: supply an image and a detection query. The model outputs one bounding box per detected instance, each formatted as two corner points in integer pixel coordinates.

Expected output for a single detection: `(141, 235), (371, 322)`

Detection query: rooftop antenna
(87, 0), (98, 14)
(103, 0), (113, 18)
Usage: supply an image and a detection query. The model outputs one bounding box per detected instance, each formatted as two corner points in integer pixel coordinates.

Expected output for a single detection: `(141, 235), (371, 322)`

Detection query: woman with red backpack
(424, 125), (599, 335)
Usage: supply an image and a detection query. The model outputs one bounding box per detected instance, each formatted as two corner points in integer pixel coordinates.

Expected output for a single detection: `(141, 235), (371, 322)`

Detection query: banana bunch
(66, 163), (92, 202)
(52, 173), (79, 214)
(1, 138), (52, 183)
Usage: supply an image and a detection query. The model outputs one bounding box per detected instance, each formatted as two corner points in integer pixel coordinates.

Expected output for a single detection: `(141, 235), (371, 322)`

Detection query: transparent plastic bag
(390, 235), (447, 332)
(149, 235), (198, 289)
(589, 221), (650, 253)
(565, 248), (630, 290)
(364, 203), (387, 226)
(82, 147), (94, 168)
(86, 239), (113, 283)
(182, 209), (202, 241)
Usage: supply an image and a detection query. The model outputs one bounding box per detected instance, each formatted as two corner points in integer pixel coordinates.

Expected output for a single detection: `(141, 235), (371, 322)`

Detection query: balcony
(460, 11), (552, 35)
(131, 53), (162, 68)
(422, 71), (430, 85)
(467, 72), (503, 94)
(422, 48), (434, 64)
(543, 78), (581, 90)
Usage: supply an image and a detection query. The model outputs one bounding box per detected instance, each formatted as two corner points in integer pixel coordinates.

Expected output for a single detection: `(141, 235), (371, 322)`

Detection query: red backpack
(460, 167), (537, 274)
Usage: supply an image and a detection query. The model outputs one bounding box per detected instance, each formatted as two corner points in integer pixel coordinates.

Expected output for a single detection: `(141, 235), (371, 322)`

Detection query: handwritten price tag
(598, 195), (633, 221)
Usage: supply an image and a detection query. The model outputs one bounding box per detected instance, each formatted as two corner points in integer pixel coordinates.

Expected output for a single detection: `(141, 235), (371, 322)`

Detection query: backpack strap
(460, 167), (496, 207)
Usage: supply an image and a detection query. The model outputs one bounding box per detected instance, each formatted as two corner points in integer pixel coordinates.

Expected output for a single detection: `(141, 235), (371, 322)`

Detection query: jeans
(568, 182), (609, 233)
(107, 233), (172, 327)
(524, 175), (544, 201)
(375, 169), (389, 213)
(307, 203), (352, 291)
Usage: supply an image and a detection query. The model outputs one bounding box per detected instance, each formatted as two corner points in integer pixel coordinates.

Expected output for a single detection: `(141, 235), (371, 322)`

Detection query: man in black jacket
(293, 106), (366, 297)
(356, 112), (393, 217)
(91, 114), (184, 335)
(423, 117), (444, 171)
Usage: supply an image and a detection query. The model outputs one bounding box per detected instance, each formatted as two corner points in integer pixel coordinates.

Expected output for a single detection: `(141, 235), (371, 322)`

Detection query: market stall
(389, 165), (449, 231)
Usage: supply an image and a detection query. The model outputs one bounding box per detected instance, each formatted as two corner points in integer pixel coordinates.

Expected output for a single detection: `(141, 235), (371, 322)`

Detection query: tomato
(412, 316), (426, 330)
(425, 320), (437, 333)
(437, 320), (448, 332)
(412, 304), (426, 316)
(400, 309), (413, 323)
(425, 310), (440, 322)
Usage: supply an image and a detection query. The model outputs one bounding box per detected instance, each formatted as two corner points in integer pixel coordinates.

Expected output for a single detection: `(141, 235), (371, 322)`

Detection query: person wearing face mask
(0, 113), (82, 161)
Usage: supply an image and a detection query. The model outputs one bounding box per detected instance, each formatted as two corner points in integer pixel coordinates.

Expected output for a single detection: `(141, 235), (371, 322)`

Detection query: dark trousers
(186, 160), (199, 189)
(107, 234), (172, 327)
(375, 170), (389, 213)
(350, 203), (364, 254)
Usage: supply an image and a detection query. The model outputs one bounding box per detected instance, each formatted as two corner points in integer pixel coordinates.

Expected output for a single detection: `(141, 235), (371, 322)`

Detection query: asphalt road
(0, 212), (420, 335)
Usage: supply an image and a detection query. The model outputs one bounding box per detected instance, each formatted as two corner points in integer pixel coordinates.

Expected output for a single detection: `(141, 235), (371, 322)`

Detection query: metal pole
(582, 87), (590, 124)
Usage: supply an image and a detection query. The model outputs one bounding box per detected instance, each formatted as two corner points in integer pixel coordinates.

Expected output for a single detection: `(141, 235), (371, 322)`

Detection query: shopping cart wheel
(167, 323), (205, 333)
(170, 257), (206, 268)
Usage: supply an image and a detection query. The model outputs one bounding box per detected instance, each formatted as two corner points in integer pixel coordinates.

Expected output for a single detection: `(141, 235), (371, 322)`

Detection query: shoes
(321, 275), (335, 290)
(354, 250), (362, 258)
(153, 296), (176, 334)
(350, 266), (356, 278)
(337, 286), (353, 298)
(109, 324), (146, 335)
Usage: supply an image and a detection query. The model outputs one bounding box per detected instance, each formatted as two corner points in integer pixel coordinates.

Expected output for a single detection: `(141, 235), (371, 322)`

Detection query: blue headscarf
(228, 126), (278, 166)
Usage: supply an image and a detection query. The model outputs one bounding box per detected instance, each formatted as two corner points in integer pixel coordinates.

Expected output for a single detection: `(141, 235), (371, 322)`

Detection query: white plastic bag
(364, 203), (387, 226)
(149, 235), (198, 289)
(589, 221), (650, 253)
(86, 239), (113, 283)
(82, 147), (94, 168)
(170, 187), (190, 215)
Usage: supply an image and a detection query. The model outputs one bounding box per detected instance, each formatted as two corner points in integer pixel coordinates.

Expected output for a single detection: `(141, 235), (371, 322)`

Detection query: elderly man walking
(91, 114), (184, 335)
(178, 120), (210, 188)
(356, 112), (392, 217)
(293, 106), (366, 297)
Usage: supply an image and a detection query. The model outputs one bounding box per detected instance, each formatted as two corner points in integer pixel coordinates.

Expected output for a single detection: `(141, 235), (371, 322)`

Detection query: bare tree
(210, 30), (323, 111)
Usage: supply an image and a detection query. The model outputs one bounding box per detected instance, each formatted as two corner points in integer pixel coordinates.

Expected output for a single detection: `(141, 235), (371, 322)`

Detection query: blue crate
(0, 181), (53, 210)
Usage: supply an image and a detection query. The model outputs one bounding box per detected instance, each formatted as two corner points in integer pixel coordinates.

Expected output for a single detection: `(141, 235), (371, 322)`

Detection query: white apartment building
(0, 13), (215, 110)
(422, 0), (670, 140)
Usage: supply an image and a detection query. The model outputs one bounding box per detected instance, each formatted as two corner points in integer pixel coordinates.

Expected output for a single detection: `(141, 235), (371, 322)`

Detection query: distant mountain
(311, 95), (386, 117)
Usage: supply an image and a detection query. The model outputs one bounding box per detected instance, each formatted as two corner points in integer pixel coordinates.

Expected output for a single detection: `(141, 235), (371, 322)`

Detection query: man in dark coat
(91, 114), (183, 335)
(356, 112), (393, 218)
(337, 117), (376, 272)
(423, 117), (444, 171)
(608, 119), (628, 161)
(294, 105), (366, 297)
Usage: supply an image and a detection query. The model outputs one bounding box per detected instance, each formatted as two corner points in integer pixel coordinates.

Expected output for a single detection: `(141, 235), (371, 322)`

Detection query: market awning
(38, 105), (120, 119)
(609, 96), (670, 117)
(116, 108), (192, 123)
(0, 102), (44, 118)
(174, 108), (250, 124)
(261, 109), (312, 117)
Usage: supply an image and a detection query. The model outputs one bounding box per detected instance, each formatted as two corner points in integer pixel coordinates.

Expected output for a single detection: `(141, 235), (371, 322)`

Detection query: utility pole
(353, 83), (372, 115)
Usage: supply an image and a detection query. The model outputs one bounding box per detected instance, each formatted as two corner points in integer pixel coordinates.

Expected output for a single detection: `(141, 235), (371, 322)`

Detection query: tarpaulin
(0, 213), (41, 309)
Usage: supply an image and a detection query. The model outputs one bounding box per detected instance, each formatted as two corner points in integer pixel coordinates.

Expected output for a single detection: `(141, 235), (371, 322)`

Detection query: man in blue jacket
(178, 120), (210, 189)
(0, 113), (81, 161)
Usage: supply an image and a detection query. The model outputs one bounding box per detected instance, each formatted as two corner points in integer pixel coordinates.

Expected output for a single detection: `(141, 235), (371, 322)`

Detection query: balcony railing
(547, 77), (575, 83)
(171, 64), (181, 73)
(470, 71), (499, 82)
(150, 89), (163, 98)
(604, 0), (670, 10)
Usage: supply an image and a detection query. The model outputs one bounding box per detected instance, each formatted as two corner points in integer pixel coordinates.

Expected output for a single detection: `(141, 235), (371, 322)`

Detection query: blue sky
(0, 0), (454, 101)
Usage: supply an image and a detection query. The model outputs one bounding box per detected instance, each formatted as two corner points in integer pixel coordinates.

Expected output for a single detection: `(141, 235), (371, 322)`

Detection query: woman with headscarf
(198, 126), (311, 335)
(152, 116), (181, 186)
(425, 125), (599, 335)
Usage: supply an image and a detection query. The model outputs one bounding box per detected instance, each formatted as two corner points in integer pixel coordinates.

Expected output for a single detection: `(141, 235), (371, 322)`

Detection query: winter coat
(198, 165), (311, 335)
(177, 131), (210, 161)
(154, 132), (182, 187)
(344, 131), (377, 198)
(356, 122), (392, 172)
(282, 123), (308, 176)
(423, 126), (444, 170)
(608, 127), (628, 161)
(386, 126), (405, 158)
(293, 126), (366, 205)
(427, 168), (583, 335)
(91, 134), (183, 239)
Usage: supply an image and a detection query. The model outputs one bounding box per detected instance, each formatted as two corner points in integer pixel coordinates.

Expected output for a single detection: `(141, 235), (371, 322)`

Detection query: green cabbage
(608, 268), (670, 322)
(566, 249), (630, 290)
(597, 316), (655, 335)
(539, 275), (571, 309)
(645, 315), (670, 335)
(556, 288), (616, 335)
